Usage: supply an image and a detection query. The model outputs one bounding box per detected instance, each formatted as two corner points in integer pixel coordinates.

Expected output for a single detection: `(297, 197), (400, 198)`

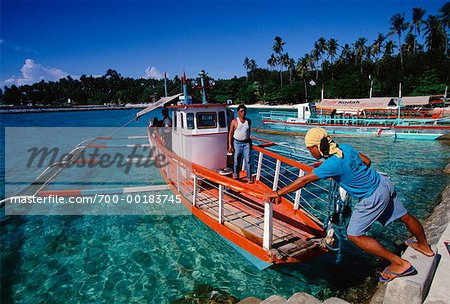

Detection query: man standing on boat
(161, 108), (172, 149)
(228, 104), (253, 183)
(162, 108), (172, 127)
(264, 127), (434, 282)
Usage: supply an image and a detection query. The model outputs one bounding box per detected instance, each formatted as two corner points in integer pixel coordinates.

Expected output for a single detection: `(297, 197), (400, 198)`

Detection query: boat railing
(261, 110), (450, 128)
(260, 111), (297, 121)
(252, 143), (329, 219)
(150, 130), (341, 252)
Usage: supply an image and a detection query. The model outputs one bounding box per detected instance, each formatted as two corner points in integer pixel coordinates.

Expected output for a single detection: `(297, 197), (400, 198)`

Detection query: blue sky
(0, 0), (446, 87)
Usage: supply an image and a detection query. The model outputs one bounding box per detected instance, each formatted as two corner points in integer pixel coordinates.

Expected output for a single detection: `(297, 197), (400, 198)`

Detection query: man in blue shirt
(264, 128), (434, 282)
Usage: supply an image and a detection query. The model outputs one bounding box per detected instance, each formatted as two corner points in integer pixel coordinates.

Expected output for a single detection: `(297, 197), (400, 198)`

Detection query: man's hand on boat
(263, 191), (282, 204)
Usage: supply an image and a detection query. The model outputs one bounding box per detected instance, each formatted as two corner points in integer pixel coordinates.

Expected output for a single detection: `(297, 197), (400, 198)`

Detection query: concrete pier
(240, 184), (450, 304)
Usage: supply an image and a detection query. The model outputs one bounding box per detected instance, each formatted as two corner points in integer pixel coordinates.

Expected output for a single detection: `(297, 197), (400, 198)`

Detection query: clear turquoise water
(1, 108), (449, 303)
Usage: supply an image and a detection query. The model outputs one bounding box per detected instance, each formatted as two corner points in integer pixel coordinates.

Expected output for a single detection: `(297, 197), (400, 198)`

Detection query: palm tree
(340, 43), (352, 64)
(384, 40), (397, 57)
(282, 53), (295, 84)
(311, 42), (321, 79)
(273, 36), (285, 87)
(371, 33), (385, 62)
(389, 13), (410, 71)
(439, 2), (450, 55)
(411, 7), (427, 54)
(243, 57), (250, 80)
(267, 54), (276, 71)
(296, 55), (312, 101)
(424, 15), (446, 51)
(327, 38), (339, 64)
(354, 37), (367, 73)
(317, 37), (327, 68)
(403, 32), (416, 55)
(249, 59), (258, 75)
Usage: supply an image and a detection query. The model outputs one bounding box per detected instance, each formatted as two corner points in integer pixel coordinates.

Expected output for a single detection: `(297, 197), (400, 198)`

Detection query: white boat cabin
(287, 103), (315, 123)
(168, 104), (233, 170)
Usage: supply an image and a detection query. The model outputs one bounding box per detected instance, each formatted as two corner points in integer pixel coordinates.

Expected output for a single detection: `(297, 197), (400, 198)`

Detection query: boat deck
(195, 186), (317, 259)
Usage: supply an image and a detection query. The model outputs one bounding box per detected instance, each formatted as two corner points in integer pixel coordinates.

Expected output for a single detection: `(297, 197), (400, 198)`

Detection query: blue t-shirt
(312, 144), (380, 198)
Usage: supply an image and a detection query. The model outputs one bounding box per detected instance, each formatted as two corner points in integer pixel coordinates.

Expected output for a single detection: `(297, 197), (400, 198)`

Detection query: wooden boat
(136, 97), (335, 269)
(260, 103), (450, 140)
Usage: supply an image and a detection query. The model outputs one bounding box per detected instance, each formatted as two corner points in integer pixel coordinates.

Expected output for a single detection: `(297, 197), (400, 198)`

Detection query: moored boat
(136, 96), (342, 269)
(260, 102), (450, 140)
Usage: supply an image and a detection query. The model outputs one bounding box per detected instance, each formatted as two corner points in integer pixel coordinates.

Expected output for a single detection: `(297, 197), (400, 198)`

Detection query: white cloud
(143, 66), (167, 80)
(1, 59), (73, 87)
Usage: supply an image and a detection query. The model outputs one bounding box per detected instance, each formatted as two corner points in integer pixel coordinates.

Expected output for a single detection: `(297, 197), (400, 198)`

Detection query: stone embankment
(239, 183), (450, 304)
(238, 292), (350, 304)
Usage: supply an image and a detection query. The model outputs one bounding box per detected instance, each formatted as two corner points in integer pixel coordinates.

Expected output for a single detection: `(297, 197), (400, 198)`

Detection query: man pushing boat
(264, 127), (434, 282)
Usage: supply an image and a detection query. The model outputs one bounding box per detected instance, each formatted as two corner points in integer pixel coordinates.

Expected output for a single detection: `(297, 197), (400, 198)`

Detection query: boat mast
(199, 70), (207, 104)
(182, 71), (189, 105)
(444, 85), (448, 108)
(164, 71), (168, 97)
(398, 82), (402, 120)
(321, 83), (324, 101)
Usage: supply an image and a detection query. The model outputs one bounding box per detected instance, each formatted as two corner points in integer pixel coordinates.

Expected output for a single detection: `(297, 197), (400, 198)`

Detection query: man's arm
(358, 152), (371, 167)
(263, 172), (320, 202)
(228, 119), (236, 152)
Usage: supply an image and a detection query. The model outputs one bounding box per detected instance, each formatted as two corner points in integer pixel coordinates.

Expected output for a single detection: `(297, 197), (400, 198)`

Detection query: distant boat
(260, 100), (450, 140)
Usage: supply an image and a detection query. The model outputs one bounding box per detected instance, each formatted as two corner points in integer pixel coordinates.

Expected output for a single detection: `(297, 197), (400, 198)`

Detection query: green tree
(372, 33), (385, 62)
(424, 15), (446, 50)
(439, 2), (450, 54)
(243, 57), (250, 80)
(327, 38), (339, 65)
(273, 36), (286, 87)
(411, 7), (427, 54)
(354, 37), (367, 73)
(339, 43), (352, 64)
(384, 40), (397, 57)
(267, 54), (276, 71)
(389, 13), (410, 71)
(296, 55), (312, 101)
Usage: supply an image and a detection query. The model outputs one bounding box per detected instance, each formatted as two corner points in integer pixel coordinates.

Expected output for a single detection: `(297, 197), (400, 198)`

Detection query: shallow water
(1, 108), (449, 303)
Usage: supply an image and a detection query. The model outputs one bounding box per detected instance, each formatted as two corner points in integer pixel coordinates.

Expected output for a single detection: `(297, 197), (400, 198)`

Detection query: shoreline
(229, 104), (298, 110)
(0, 105), (146, 114)
(1, 103), (297, 114)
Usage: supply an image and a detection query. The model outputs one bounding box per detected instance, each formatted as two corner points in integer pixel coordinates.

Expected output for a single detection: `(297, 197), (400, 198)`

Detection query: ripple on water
(1, 109), (449, 303)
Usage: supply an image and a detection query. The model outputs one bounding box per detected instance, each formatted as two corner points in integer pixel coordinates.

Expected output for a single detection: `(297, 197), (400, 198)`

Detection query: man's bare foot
(405, 240), (435, 257)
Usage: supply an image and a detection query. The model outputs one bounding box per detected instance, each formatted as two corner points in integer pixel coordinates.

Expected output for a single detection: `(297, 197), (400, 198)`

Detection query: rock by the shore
(238, 297), (262, 304)
(423, 184), (450, 245)
(287, 292), (322, 304)
(322, 297), (351, 304)
(443, 164), (450, 174)
(260, 295), (288, 304)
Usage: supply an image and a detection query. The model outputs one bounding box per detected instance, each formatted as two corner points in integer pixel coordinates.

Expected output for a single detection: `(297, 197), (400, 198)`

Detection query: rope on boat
(322, 180), (352, 263)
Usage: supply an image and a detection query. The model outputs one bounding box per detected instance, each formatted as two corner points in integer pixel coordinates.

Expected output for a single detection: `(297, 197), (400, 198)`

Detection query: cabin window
(218, 111), (226, 128)
(187, 113), (195, 129)
(173, 110), (177, 132)
(196, 112), (217, 129)
(180, 113), (184, 129)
